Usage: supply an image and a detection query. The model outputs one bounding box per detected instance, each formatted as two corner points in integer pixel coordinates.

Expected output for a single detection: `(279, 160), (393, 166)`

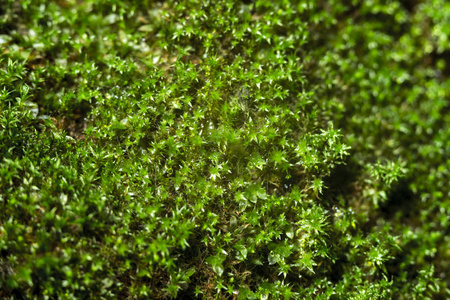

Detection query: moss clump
(0, 0), (448, 299)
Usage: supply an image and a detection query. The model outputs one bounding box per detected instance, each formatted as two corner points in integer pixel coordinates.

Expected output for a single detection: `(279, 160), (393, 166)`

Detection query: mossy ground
(0, 0), (449, 299)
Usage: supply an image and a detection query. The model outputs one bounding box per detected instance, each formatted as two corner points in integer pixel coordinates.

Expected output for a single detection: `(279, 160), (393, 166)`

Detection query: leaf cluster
(0, 0), (448, 299)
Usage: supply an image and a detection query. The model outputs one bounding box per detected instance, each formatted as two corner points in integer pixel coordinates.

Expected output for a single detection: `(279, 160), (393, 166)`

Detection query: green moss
(0, 0), (448, 298)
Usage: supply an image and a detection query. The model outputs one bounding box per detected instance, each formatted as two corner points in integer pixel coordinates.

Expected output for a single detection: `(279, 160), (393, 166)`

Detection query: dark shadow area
(0, 249), (25, 300)
(379, 178), (417, 222)
(329, 257), (346, 284)
(431, 50), (450, 79)
(53, 100), (92, 140)
(399, 0), (420, 13)
(321, 156), (362, 210)
(172, 232), (210, 300)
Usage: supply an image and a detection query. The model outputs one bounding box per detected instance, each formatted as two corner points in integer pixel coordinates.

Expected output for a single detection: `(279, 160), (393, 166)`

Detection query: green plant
(0, 0), (448, 299)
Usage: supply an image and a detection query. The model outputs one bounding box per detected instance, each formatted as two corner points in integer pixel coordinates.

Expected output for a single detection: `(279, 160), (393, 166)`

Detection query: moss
(0, 0), (448, 298)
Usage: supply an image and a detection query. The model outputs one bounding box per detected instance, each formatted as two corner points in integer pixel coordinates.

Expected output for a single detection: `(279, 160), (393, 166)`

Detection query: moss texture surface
(0, 0), (449, 299)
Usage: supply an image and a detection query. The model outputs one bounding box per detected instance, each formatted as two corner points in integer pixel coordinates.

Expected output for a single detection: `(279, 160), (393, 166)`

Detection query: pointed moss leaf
(234, 244), (248, 261)
(206, 254), (226, 276)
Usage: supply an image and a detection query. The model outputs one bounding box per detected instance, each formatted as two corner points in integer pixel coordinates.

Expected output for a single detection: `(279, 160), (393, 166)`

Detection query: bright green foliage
(0, 0), (448, 299)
